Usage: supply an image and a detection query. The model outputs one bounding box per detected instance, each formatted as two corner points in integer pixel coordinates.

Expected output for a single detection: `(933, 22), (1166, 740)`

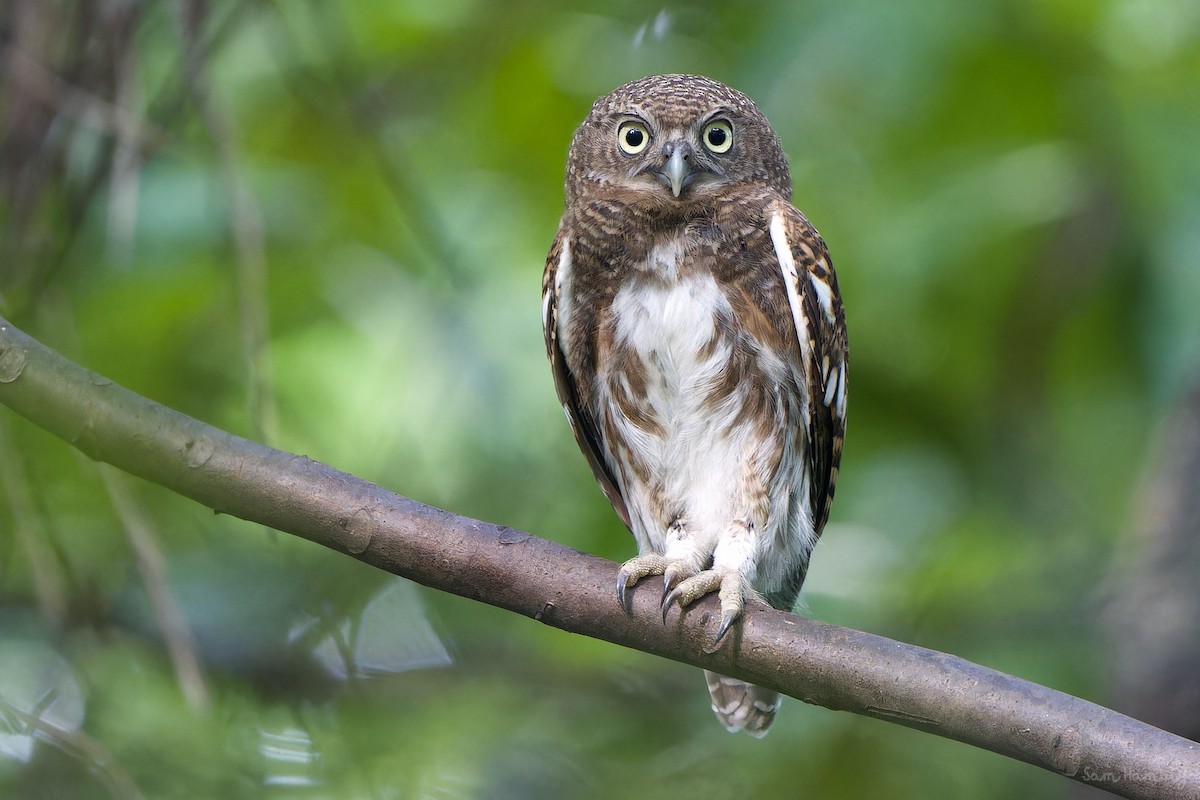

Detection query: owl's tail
(704, 670), (781, 738)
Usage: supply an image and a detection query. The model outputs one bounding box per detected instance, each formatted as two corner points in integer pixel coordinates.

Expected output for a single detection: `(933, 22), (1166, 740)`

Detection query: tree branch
(0, 316), (1195, 800)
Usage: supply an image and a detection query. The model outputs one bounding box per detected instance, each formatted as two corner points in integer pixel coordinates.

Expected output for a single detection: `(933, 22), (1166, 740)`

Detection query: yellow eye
(703, 120), (733, 153)
(617, 121), (651, 155)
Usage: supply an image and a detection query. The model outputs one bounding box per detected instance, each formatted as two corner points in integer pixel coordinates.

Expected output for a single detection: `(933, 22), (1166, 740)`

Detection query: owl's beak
(658, 140), (696, 198)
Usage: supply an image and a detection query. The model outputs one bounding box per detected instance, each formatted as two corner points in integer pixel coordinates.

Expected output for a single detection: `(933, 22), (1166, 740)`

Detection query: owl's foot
(616, 553), (746, 641)
(615, 553), (670, 613)
(663, 569), (745, 641)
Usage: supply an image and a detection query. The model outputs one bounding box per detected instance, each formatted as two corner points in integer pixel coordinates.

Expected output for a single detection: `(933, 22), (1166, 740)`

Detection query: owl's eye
(702, 120), (733, 154)
(617, 121), (651, 155)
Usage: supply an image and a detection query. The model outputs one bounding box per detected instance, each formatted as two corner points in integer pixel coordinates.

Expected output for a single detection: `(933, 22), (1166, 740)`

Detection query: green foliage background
(1, 1), (1198, 797)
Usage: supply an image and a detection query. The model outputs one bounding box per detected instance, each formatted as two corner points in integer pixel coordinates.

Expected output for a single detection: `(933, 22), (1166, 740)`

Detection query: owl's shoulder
(555, 184), (808, 294)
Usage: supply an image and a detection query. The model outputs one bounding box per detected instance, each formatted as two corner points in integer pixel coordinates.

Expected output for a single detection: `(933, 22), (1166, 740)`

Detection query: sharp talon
(616, 572), (632, 614)
(662, 565), (688, 607)
(663, 565), (682, 593)
(715, 610), (737, 642)
(662, 586), (683, 621)
(662, 578), (681, 604)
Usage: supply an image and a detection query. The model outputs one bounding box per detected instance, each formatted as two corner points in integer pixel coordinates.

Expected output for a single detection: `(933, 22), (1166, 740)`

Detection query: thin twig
(97, 464), (210, 713)
(175, 0), (277, 444)
(0, 695), (147, 800)
(0, 416), (68, 624)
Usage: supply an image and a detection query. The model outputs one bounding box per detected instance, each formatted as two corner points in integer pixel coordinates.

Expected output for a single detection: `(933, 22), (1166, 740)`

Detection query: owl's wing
(542, 227), (632, 529)
(769, 202), (848, 534)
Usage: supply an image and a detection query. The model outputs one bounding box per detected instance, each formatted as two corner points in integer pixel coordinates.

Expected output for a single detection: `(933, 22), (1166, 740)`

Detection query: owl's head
(564, 74), (791, 207)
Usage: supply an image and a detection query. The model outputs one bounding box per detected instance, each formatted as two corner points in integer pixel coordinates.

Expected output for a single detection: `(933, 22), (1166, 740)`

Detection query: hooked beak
(656, 140), (696, 198)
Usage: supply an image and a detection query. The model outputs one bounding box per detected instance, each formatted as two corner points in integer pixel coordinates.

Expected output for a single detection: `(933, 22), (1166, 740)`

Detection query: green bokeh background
(1, 1), (1198, 797)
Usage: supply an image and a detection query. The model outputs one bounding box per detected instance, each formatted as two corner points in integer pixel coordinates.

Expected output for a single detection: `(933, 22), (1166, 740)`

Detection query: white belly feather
(593, 239), (816, 599)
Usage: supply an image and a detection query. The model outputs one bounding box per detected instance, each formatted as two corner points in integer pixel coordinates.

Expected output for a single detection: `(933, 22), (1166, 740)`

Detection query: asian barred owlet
(541, 74), (848, 737)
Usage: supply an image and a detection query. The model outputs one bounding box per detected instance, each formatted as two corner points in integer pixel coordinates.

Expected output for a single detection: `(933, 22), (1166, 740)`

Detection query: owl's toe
(662, 569), (723, 611)
(661, 562), (695, 596)
(662, 569), (746, 641)
(616, 553), (670, 613)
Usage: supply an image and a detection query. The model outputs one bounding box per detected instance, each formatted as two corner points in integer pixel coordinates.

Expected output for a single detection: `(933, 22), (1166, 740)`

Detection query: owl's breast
(587, 234), (804, 557)
(607, 268), (728, 399)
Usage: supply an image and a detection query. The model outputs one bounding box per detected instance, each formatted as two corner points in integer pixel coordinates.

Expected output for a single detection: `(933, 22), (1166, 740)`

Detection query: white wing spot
(769, 211), (810, 361)
(823, 365), (839, 407)
(835, 361), (848, 420)
(553, 241), (574, 357)
(808, 271), (835, 324)
(541, 286), (553, 331)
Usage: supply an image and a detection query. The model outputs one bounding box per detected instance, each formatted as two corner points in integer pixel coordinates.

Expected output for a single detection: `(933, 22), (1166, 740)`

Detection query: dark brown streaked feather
(771, 201), (849, 535)
(542, 228), (631, 528)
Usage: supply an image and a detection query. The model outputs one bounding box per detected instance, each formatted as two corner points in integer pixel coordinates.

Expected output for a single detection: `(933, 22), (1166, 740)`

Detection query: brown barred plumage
(542, 74), (848, 737)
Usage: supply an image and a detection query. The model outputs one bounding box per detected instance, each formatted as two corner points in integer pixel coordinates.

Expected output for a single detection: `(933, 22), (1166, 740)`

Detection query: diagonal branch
(0, 315), (1195, 800)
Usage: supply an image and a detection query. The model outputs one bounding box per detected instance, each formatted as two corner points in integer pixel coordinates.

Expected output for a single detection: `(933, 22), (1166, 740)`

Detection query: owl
(541, 74), (847, 737)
